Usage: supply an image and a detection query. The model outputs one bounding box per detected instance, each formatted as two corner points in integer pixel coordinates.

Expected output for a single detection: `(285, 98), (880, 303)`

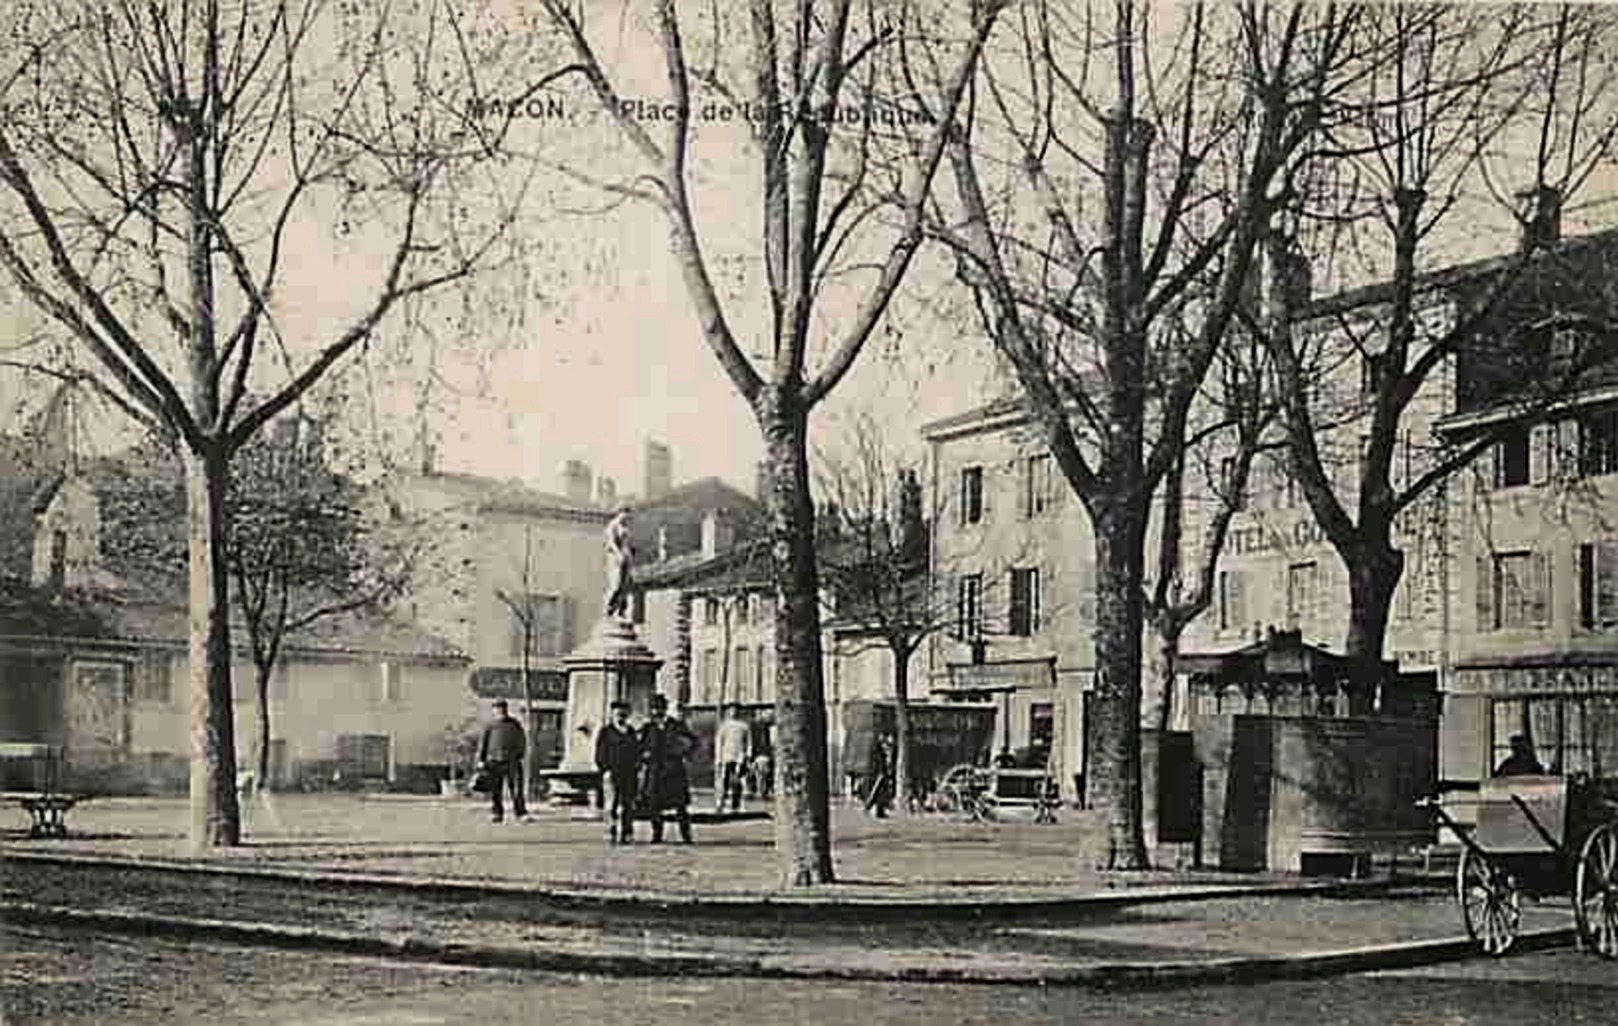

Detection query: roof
(635, 538), (773, 592)
(1178, 629), (1392, 680)
(100, 599), (468, 663)
(401, 471), (611, 524)
(921, 225), (1618, 441)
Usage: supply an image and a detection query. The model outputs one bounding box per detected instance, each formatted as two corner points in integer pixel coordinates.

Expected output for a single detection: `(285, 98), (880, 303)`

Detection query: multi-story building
(385, 469), (612, 767)
(920, 398), (1089, 798)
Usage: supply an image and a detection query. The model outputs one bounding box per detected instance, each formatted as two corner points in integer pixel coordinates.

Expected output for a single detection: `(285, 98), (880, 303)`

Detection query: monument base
(559, 614), (663, 786)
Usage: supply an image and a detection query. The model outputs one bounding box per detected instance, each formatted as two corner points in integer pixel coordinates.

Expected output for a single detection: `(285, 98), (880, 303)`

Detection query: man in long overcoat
(477, 699), (528, 823)
(638, 693), (696, 843)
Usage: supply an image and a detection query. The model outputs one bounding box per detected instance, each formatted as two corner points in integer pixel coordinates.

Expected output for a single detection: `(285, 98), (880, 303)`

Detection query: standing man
(714, 704), (751, 814)
(478, 699), (528, 823)
(639, 693), (696, 843)
(595, 699), (641, 844)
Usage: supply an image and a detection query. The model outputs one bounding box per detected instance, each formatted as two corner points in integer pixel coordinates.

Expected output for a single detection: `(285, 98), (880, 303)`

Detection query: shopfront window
(1489, 695), (1618, 776)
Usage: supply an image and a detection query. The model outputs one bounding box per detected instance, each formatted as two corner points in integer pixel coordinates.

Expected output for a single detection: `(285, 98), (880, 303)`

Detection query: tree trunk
(1146, 610), (1183, 734)
(254, 659), (272, 787)
(760, 394), (834, 886)
(1089, 497), (1149, 870)
(1345, 543), (1402, 713)
(186, 442), (240, 850)
(892, 643), (912, 814)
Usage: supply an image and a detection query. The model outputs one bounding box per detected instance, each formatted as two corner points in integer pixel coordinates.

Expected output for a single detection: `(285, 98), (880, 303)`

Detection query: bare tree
(1143, 330), (1275, 731)
(1266, 3), (1618, 687)
(537, 0), (1005, 885)
(0, 0), (542, 848)
(924, 0), (1357, 867)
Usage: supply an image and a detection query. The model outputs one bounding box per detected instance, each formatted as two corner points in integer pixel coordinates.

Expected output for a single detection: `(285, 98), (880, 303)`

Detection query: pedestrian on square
(477, 699), (528, 823)
(595, 699), (641, 844)
(714, 703), (751, 814)
(638, 693), (696, 843)
(865, 732), (896, 819)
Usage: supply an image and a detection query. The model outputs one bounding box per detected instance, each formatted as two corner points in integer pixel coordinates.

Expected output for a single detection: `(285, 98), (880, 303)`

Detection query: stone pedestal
(543, 616), (662, 808)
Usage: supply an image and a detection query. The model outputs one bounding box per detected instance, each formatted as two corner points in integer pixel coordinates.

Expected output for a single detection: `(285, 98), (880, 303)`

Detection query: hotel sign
(943, 658), (1054, 693)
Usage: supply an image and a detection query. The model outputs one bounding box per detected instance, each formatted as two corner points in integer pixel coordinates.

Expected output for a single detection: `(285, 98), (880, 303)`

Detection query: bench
(0, 742), (82, 838)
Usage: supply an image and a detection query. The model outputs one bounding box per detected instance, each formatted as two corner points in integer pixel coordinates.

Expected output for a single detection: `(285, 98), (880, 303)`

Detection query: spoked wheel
(1575, 823), (1618, 958)
(931, 764), (976, 815)
(1458, 846), (1521, 956)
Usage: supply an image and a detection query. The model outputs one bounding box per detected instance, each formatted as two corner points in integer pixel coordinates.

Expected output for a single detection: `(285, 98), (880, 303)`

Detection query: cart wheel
(1576, 823), (1618, 958)
(931, 764), (976, 815)
(1457, 846), (1521, 956)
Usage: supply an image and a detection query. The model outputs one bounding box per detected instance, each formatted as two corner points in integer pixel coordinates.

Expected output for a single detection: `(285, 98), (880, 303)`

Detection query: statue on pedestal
(604, 506), (635, 620)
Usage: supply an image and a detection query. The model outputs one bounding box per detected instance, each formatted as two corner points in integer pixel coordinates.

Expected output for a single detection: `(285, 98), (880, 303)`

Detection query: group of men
(593, 693), (698, 844)
(478, 695), (771, 843)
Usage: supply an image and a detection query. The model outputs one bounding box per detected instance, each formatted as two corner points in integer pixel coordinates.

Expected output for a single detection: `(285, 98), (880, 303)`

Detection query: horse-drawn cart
(1422, 774), (1618, 957)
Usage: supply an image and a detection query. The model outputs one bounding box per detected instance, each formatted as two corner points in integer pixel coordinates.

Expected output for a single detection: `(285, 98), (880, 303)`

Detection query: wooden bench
(0, 742), (81, 838)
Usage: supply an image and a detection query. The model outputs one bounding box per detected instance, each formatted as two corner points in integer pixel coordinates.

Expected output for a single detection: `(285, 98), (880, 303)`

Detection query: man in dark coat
(594, 699), (641, 844)
(638, 693), (696, 843)
(478, 699), (528, 823)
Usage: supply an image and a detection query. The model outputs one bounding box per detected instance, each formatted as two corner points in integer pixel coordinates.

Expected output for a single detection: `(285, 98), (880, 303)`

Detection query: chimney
(596, 476), (617, 508)
(700, 509), (732, 559)
(561, 459), (593, 504)
(1519, 185), (1562, 252)
(643, 440), (672, 500)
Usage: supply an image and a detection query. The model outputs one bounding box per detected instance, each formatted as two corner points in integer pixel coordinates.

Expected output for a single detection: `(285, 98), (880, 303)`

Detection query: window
(733, 646), (751, 697)
(1494, 428), (1531, 489)
(1218, 570), (1245, 632)
(698, 647), (718, 702)
(1009, 567), (1042, 636)
(955, 573), (984, 640)
(1030, 703), (1054, 757)
(959, 466), (984, 525)
(507, 593), (568, 659)
(336, 733), (390, 781)
(379, 662), (401, 704)
(1491, 697), (1611, 776)
(1581, 409), (1618, 478)
(1286, 562), (1319, 625)
(133, 651), (172, 703)
(1480, 550), (1550, 630)
(1023, 454), (1054, 517)
(48, 529), (66, 588)
(755, 644), (767, 701)
(703, 597), (720, 626)
(1581, 541), (1618, 629)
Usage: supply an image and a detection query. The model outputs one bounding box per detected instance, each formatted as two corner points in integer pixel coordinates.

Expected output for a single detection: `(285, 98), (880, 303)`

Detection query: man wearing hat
(594, 698), (641, 844)
(639, 693), (696, 843)
(477, 699), (529, 823)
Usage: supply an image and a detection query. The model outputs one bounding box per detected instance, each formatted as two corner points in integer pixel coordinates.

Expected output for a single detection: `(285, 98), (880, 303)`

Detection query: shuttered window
(1479, 550), (1551, 630)
(955, 573), (984, 640)
(1580, 540), (1618, 629)
(1009, 567), (1041, 636)
(1218, 570), (1246, 633)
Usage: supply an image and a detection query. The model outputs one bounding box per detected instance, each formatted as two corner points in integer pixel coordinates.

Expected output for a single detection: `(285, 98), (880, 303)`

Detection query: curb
(2, 899), (1573, 987)
(0, 848), (1425, 924)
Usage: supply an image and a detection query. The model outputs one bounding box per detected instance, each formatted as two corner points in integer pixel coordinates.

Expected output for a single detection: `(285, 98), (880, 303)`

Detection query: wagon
(1422, 774), (1618, 957)
(931, 764), (1060, 824)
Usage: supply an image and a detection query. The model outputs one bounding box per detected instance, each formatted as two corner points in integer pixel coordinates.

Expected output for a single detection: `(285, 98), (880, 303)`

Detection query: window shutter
(1477, 555), (1495, 631)
(1078, 567), (1097, 626)
(1018, 458), (1031, 519)
(1009, 570), (1029, 634)
(1530, 550), (1552, 627)
(1599, 541), (1618, 626)
(1230, 570), (1247, 633)
(1531, 424), (1553, 485)
(1032, 568), (1043, 632)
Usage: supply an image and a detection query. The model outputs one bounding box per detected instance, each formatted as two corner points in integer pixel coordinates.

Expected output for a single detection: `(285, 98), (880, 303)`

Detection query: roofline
(0, 630), (470, 664)
(1435, 382), (1618, 437)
